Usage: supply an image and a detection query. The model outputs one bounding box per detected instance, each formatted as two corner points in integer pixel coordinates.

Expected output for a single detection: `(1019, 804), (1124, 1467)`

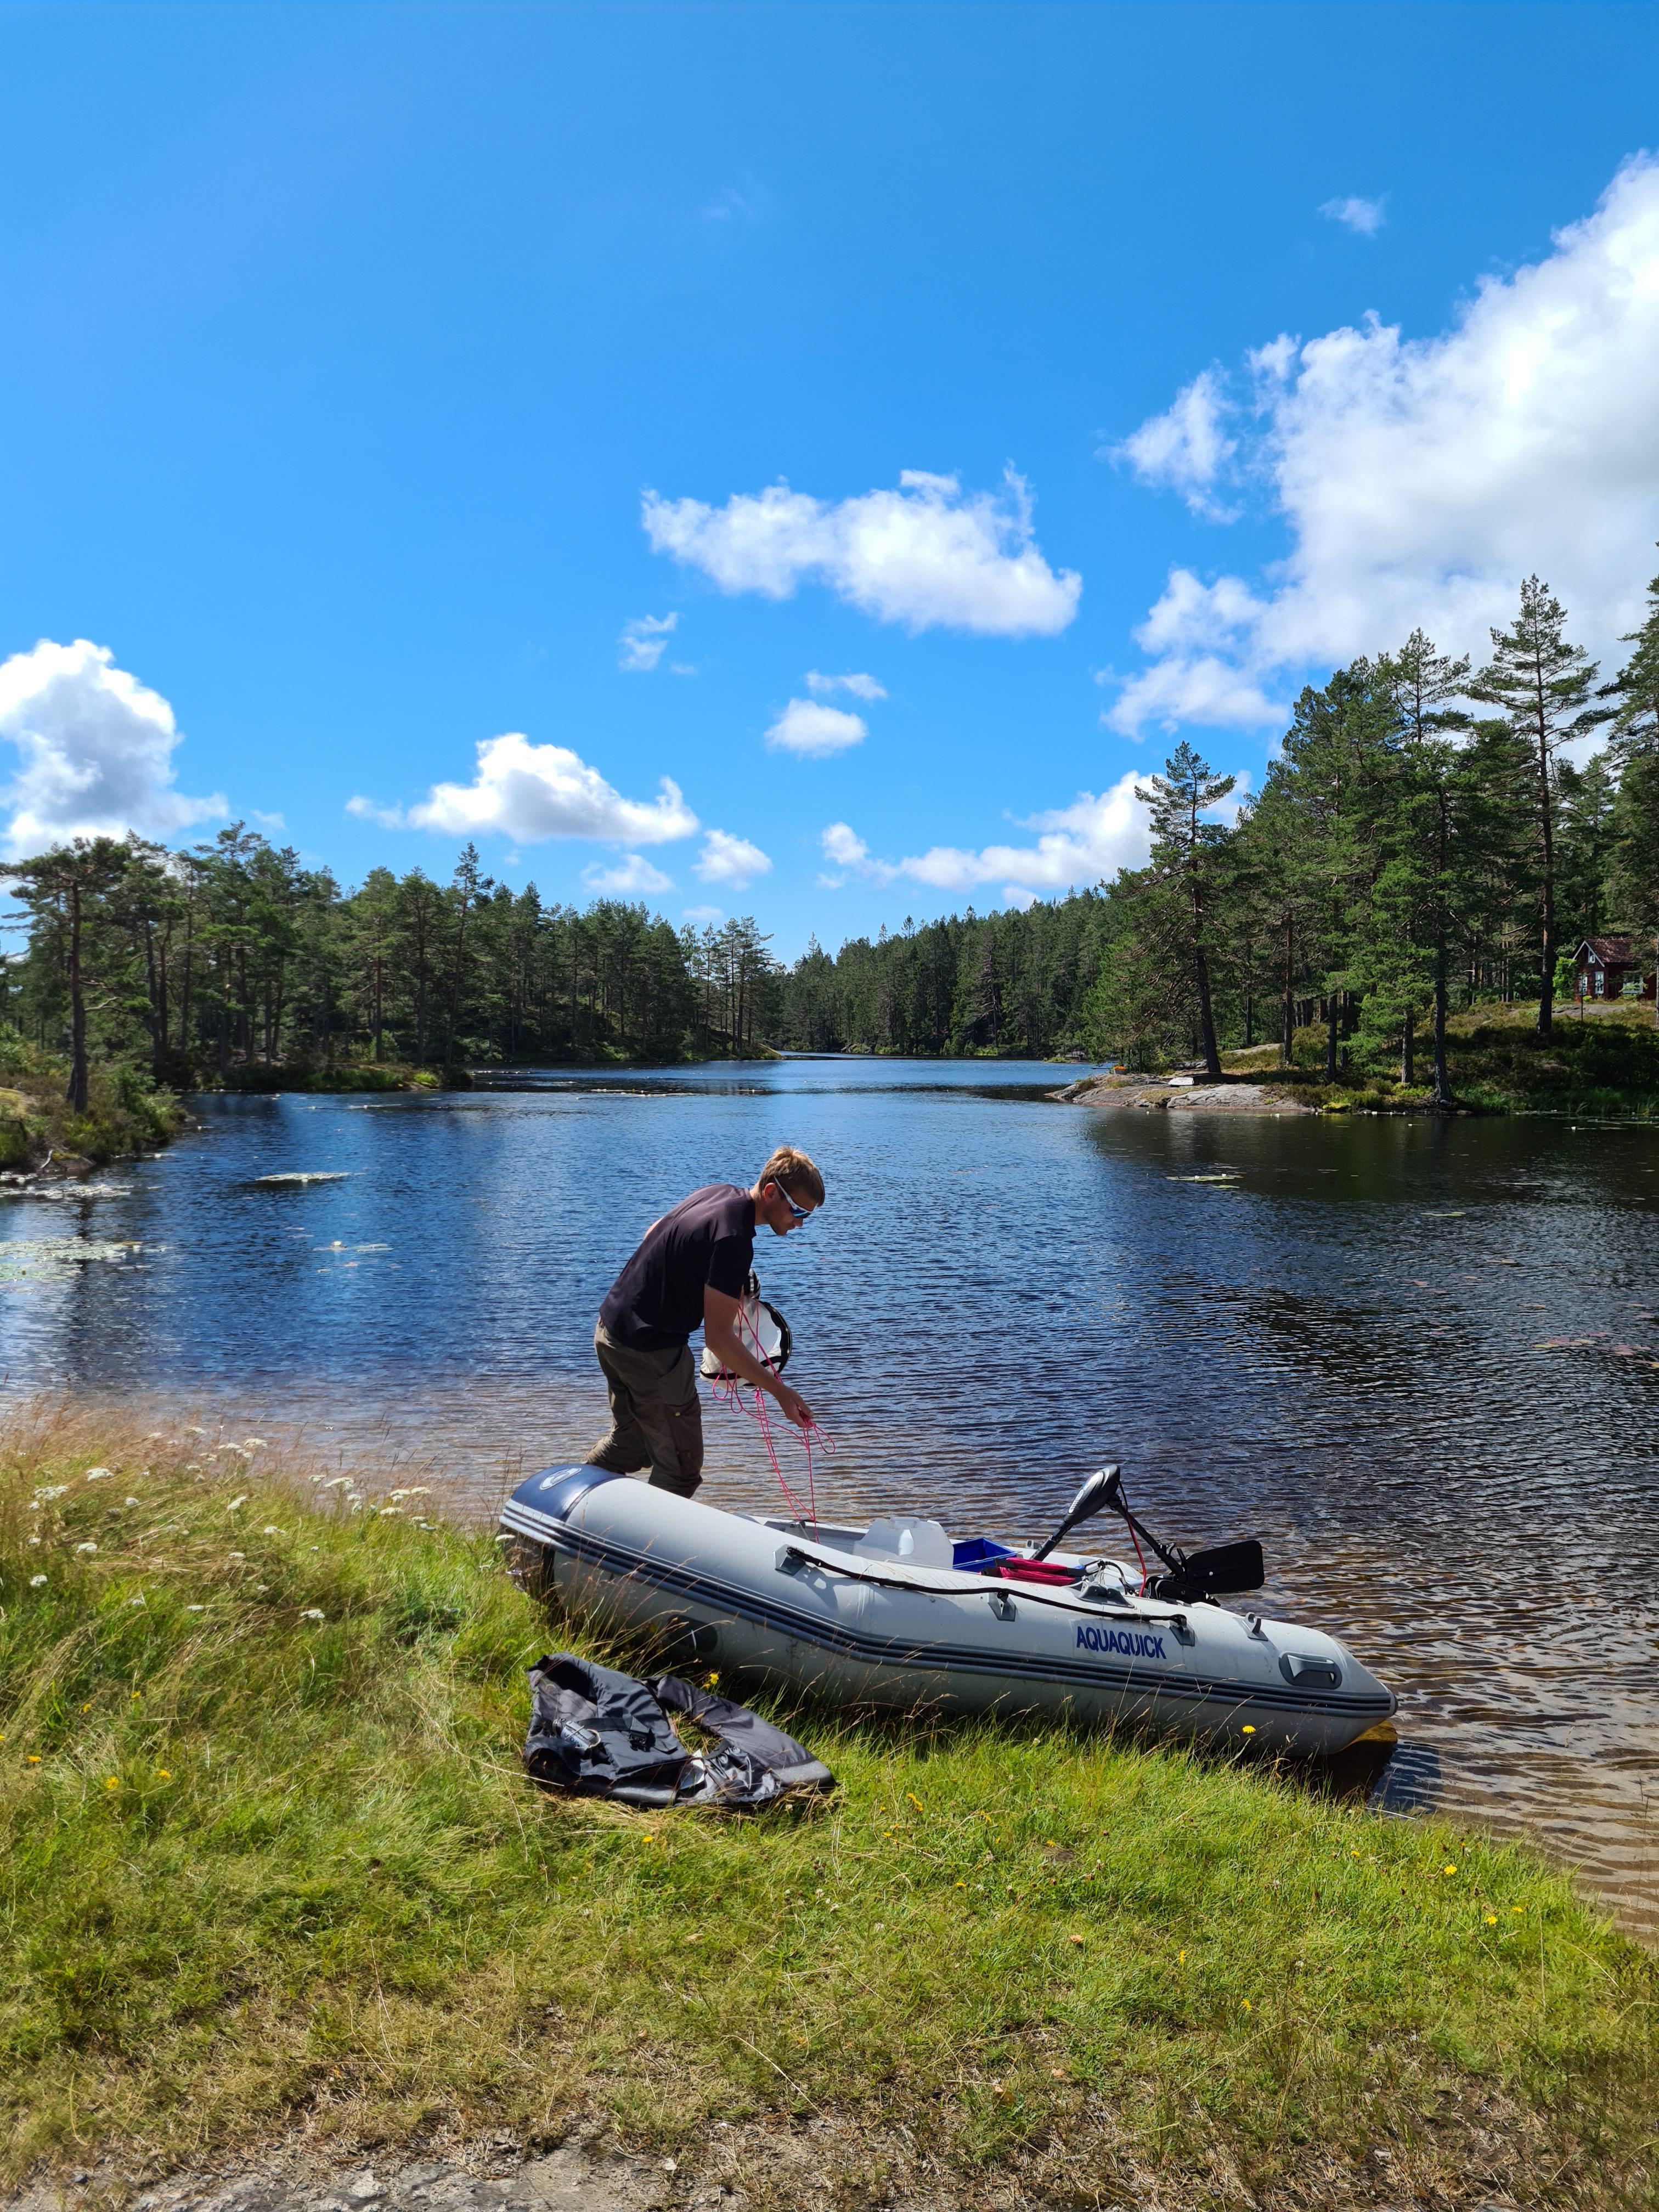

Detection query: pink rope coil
(708, 1300), (833, 1533)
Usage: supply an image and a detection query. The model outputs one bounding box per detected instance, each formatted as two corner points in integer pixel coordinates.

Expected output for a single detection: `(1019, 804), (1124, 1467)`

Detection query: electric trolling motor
(1032, 1463), (1265, 1602)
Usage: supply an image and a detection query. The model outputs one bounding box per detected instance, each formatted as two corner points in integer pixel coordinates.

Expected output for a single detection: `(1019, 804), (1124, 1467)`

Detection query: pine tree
(1135, 742), (1236, 1078)
(1602, 551), (1659, 765)
(1384, 631), (1471, 1103)
(1471, 578), (1611, 1035)
(4, 839), (131, 1111)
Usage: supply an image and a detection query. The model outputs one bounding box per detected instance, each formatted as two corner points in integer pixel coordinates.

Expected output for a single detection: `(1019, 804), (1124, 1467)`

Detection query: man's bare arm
(703, 1284), (812, 1429)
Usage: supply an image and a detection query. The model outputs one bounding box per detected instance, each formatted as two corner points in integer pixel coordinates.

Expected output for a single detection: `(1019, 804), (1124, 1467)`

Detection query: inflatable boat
(500, 1463), (1396, 1757)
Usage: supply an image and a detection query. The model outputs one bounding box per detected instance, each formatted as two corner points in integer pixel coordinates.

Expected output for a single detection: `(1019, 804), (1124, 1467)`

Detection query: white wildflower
(242, 1438), (267, 1449)
(186, 1604), (205, 1612)
(128, 1595), (145, 1607)
(75, 1541), (98, 1554)
(300, 1608), (325, 1622)
(321, 1476), (351, 1491)
(84, 1467), (111, 1482)
(226, 1551), (245, 1561)
(33, 1485), (67, 1502)
(262, 1526), (283, 1536)
(125, 1497), (140, 1507)
(226, 1496), (247, 1512)
(29, 1573), (46, 1587)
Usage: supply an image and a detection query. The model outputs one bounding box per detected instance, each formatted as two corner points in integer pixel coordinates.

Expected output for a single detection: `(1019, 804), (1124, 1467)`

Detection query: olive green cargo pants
(586, 1319), (706, 1498)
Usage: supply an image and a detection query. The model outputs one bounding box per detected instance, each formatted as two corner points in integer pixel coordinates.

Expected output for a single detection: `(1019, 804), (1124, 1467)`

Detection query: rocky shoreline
(1051, 1073), (1316, 1114)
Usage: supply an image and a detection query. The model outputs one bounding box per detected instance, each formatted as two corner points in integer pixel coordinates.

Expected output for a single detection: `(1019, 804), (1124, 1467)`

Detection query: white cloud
(806, 670), (887, 701)
(1320, 195), (1387, 236)
(765, 698), (867, 758)
(695, 830), (771, 889)
(250, 808), (286, 832)
(350, 732), (698, 845)
(583, 854), (674, 896)
(1109, 156), (1659, 737)
(1109, 369), (1238, 518)
(0, 638), (225, 855)
(819, 774), (1153, 904)
(701, 178), (761, 224)
(642, 467), (1081, 636)
(618, 612), (679, 672)
(682, 902), (724, 924)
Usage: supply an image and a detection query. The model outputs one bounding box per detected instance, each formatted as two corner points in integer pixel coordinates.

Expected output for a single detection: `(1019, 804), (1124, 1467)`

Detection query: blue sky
(2, 2), (1657, 957)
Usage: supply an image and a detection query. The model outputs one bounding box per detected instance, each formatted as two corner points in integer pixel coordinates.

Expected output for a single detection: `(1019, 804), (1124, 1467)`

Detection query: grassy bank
(2, 1418), (1654, 2209)
(0, 1041), (181, 1172)
(215, 1063), (448, 1095)
(1225, 998), (1659, 1119)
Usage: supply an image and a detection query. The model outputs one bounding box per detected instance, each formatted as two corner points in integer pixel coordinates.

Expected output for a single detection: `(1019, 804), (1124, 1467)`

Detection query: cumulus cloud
(642, 467), (1081, 636)
(1321, 194), (1387, 236)
(1109, 369), (1238, 518)
(618, 612), (680, 672)
(0, 638), (224, 855)
(682, 902), (724, 924)
(695, 830), (771, 889)
(818, 775), (1153, 905)
(765, 698), (867, 758)
(1107, 156), (1659, 737)
(349, 732), (698, 845)
(583, 854), (674, 896)
(806, 670), (887, 701)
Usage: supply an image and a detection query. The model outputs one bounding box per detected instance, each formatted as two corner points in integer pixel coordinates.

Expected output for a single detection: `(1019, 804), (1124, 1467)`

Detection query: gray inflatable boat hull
(501, 1465), (1396, 1757)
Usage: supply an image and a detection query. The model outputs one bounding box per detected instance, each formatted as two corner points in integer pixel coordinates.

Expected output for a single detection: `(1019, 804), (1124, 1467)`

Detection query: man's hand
(774, 1382), (812, 1430)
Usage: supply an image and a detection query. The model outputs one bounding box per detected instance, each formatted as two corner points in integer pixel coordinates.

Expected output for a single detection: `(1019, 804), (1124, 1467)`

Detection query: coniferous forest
(4, 567), (1657, 1101)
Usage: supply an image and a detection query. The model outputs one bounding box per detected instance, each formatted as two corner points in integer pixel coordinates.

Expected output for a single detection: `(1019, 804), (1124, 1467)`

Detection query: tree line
(5, 563), (1655, 1100)
(774, 566), (1659, 1085)
(1, 833), (783, 1103)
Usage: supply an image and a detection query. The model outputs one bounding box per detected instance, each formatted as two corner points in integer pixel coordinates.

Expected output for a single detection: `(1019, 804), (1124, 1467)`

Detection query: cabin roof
(1576, 935), (1637, 964)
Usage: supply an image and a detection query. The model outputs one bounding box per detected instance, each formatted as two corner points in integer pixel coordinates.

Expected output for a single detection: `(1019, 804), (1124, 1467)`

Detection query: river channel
(3, 1057), (1655, 1934)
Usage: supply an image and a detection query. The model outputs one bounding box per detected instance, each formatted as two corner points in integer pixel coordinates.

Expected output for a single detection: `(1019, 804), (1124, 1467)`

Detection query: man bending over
(588, 1145), (825, 1498)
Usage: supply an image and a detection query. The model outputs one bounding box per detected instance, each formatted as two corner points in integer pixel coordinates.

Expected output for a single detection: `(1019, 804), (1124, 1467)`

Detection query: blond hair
(758, 1144), (825, 1207)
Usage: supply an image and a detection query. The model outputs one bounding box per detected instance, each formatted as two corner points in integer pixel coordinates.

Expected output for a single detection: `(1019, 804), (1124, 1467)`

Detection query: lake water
(3, 1057), (1656, 1934)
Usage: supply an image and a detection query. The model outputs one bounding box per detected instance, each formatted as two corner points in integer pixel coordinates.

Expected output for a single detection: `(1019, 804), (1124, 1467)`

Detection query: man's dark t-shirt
(599, 1183), (756, 1350)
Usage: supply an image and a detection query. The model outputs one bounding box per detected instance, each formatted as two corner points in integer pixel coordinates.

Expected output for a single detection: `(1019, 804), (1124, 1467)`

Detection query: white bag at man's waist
(700, 1275), (792, 1381)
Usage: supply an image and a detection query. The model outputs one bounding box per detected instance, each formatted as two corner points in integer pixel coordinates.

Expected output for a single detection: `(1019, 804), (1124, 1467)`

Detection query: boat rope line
(499, 1502), (1392, 1720)
(707, 1298), (833, 1532)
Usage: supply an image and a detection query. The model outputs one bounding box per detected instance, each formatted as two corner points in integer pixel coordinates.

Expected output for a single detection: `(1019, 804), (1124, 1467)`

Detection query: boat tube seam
(500, 1504), (1393, 1719)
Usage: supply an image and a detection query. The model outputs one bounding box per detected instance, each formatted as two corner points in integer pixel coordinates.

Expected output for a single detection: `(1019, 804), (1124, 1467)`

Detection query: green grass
(0, 1037), (182, 1169)
(1225, 1000), (1659, 1119)
(2, 1415), (1655, 2207)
